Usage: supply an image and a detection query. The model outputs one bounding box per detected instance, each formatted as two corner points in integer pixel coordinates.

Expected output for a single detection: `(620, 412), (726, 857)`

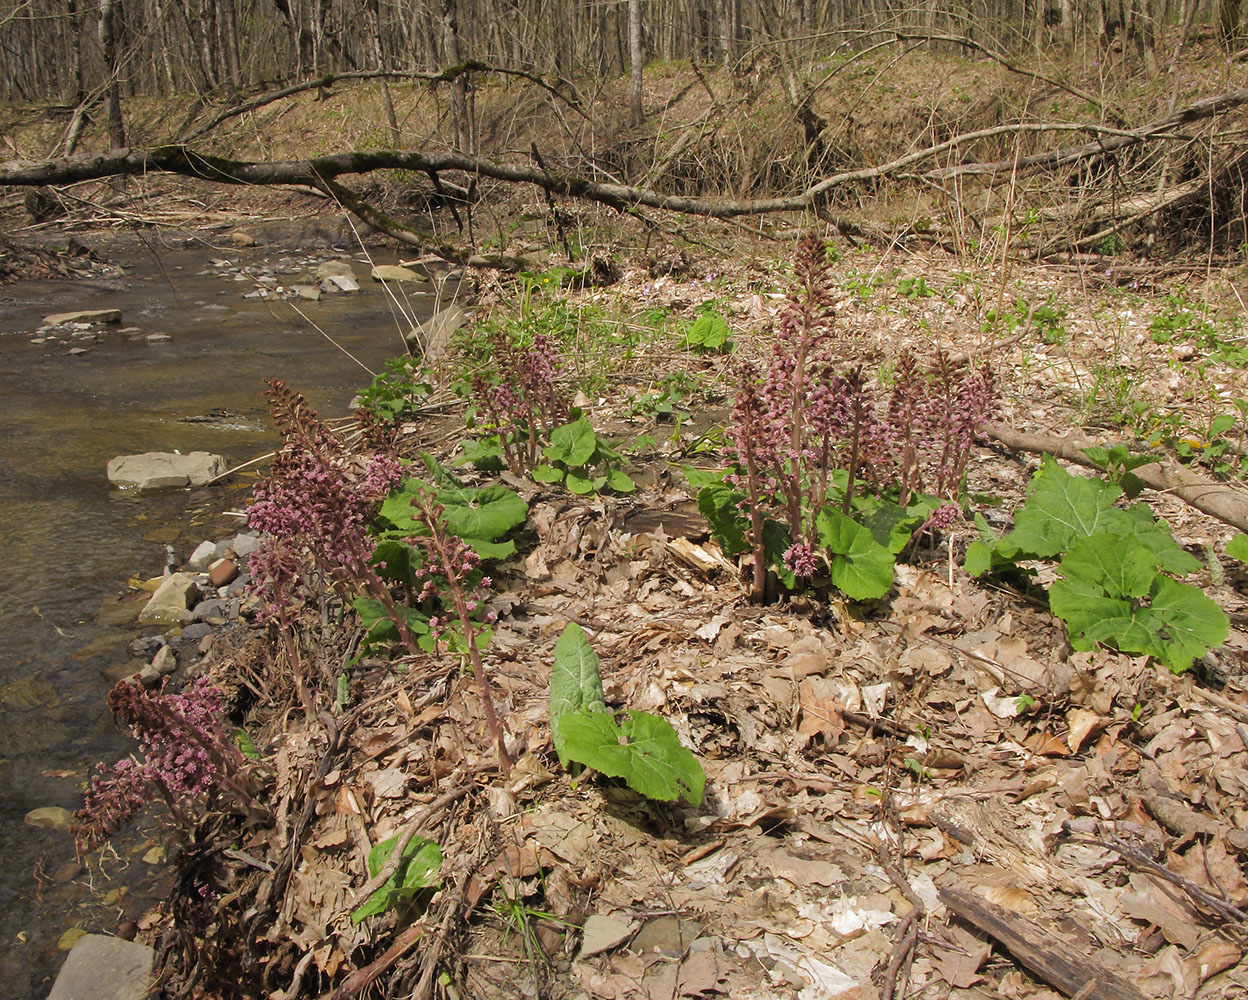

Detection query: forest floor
(128, 225), (1248, 1000)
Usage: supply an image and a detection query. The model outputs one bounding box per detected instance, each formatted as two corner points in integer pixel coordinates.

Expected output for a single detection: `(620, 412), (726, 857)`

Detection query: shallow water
(0, 236), (438, 999)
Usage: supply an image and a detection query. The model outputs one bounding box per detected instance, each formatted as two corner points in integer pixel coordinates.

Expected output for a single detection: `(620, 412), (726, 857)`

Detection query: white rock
(231, 532), (262, 557)
(138, 573), (199, 626)
(405, 304), (468, 360)
(48, 934), (153, 1000)
(187, 540), (217, 569)
(107, 452), (227, 490)
(151, 645), (177, 675)
(327, 273), (360, 293)
(577, 914), (636, 959)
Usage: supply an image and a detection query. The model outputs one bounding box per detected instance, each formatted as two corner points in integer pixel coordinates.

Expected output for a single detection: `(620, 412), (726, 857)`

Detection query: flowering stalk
(406, 490), (511, 773)
(74, 678), (263, 854)
(472, 332), (565, 475)
(248, 380), (413, 703)
(722, 236), (997, 601)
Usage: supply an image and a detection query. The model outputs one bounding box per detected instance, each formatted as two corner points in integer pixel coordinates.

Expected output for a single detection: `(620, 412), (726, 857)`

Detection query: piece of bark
(939, 883), (1149, 1000)
(982, 422), (1248, 533)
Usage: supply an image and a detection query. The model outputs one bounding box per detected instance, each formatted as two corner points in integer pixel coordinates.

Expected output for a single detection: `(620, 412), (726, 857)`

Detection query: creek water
(0, 231), (440, 999)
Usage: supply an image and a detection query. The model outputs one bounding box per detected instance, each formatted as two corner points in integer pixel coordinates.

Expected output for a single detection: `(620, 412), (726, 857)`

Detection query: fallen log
(983, 422), (1248, 533)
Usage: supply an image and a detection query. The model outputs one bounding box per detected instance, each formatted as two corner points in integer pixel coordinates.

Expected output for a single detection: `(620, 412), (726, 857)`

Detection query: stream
(0, 227), (444, 999)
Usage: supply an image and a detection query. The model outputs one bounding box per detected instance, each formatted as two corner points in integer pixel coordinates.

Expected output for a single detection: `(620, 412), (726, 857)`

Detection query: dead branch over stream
(3, 87), (1245, 257)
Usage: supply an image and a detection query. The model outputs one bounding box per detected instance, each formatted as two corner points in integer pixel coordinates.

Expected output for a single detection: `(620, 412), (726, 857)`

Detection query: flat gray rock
(48, 934), (153, 1000)
(107, 451), (227, 490)
(371, 264), (428, 282)
(405, 304), (468, 360)
(43, 308), (122, 326)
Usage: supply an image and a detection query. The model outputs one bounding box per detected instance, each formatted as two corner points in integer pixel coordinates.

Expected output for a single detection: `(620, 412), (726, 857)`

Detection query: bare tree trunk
(1218, 0), (1243, 49)
(443, 0), (472, 153)
(629, 0), (643, 125)
(99, 0), (127, 147)
(368, 0), (400, 145)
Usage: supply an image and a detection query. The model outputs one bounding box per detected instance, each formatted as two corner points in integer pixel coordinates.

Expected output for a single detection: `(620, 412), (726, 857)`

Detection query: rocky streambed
(0, 227), (462, 999)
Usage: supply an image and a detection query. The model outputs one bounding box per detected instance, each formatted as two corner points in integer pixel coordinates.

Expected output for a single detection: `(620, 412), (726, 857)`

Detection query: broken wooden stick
(939, 883), (1149, 1000)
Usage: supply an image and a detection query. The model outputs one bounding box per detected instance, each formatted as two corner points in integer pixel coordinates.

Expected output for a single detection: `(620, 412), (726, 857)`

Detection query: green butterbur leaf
(545, 417), (598, 467)
(439, 484), (528, 542)
(681, 311), (731, 352)
(550, 623), (607, 766)
(554, 709), (705, 805)
(816, 507), (895, 600)
(354, 597), (430, 645)
(549, 624), (705, 805)
(1049, 535), (1227, 672)
(530, 464), (564, 484)
(697, 484), (750, 556)
(1228, 534), (1248, 563)
(351, 835), (442, 924)
(1002, 455), (1124, 558)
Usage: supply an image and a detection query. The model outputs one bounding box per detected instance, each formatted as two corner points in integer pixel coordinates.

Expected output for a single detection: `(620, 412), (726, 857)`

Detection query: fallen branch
(939, 882), (1149, 1000)
(982, 421), (1248, 533)
(925, 87), (1248, 181)
(5, 87), (1246, 222)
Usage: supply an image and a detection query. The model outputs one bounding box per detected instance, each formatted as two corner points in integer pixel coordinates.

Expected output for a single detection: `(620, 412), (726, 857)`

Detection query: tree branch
(182, 63), (585, 142)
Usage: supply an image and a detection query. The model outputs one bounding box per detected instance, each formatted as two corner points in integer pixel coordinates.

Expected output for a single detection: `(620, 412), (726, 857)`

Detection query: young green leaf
(554, 708), (705, 805)
(681, 465), (726, 491)
(853, 496), (926, 554)
(545, 417), (598, 467)
(681, 311), (731, 352)
(530, 464), (565, 484)
(550, 623), (608, 766)
(351, 834), (442, 924)
(816, 507), (895, 600)
(354, 597), (430, 647)
(606, 468), (636, 493)
(1228, 533), (1248, 563)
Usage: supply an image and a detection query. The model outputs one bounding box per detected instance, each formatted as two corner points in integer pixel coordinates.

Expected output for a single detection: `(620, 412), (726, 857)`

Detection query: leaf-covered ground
(152, 236), (1248, 1000)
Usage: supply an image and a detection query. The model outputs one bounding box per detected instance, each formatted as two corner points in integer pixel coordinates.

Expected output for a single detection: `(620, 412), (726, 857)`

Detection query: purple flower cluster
(407, 493), (497, 643)
(74, 678), (237, 853)
(473, 332), (566, 474)
(248, 380), (404, 616)
(881, 353), (996, 504)
(725, 237), (995, 599)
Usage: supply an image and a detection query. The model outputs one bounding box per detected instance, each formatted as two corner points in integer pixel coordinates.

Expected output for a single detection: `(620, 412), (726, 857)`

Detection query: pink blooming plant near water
(724, 236), (996, 601)
(73, 677), (262, 853)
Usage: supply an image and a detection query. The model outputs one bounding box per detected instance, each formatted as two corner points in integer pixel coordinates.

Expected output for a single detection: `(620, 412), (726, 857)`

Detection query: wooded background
(2, 0), (1243, 110)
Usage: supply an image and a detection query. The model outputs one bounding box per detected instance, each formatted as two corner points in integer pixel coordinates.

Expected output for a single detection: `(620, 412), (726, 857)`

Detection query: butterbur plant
(468, 332), (566, 475)
(702, 236), (996, 602)
(248, 379), (410, 706)
(74, 678), (263, 854)
(404, 488), (511, 772)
